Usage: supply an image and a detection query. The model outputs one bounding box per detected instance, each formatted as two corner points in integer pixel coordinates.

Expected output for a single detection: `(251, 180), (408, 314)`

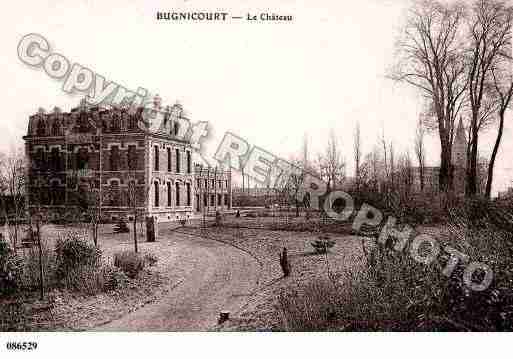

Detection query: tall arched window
(186, 151), (191, 173)
(154, 181), (159, 207)
(175, 182), (180, 206)
(175, 149), (180, 173)
(186, 183), (191, 206)
(167, 182), (172, 207)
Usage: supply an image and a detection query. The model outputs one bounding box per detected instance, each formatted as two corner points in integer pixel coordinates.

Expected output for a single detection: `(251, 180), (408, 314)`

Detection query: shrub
(310, 239), (335, 254)
(105, 266), (130, 290)
(20, 242), (56, 290)
(61, 264), (110, 295)
(0, 239), (23, 297)
(54, 231), (101, 280)
(143, 253), (158, 267)
(114, 251), (145, 278)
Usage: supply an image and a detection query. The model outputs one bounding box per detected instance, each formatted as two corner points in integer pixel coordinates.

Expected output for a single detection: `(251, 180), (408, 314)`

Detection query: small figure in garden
(236, 210), (240, 218)
(113, 218), (130, 233)
(279, 247), (291, 277)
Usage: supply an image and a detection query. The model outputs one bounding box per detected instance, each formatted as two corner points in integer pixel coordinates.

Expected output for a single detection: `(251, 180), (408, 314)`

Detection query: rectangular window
(217, 194), (222, 206)
(175, 149), (180, 173)
(167, 147), (171, 172)
(154, 145), (159, 171)
(203, 193), (207, 206)
(186, 183), (191, 206)
(128, 145), (137, 170)
(186, 151), (191, 173)
(110, 146), (119, 171)
(224, 194), (229, 206)
(210, 194), (215, 206)
(167, 182), (172, 207)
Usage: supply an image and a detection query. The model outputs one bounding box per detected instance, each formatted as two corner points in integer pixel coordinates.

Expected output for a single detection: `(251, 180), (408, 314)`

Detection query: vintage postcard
(0, 0), (512, 357)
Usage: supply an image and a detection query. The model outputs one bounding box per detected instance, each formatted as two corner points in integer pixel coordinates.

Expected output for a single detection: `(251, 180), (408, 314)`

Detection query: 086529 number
(6, 342), (38, 351)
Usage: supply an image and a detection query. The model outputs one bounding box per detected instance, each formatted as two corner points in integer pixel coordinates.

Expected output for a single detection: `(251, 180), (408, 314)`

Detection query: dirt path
(98, 232), (260, 331)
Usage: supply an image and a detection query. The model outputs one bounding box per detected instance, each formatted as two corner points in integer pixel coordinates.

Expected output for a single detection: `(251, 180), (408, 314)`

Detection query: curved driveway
(99, 232), (260, 331)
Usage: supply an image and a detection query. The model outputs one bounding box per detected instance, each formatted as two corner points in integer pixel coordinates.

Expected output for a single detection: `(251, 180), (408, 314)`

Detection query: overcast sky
(1, 0), (512, 195)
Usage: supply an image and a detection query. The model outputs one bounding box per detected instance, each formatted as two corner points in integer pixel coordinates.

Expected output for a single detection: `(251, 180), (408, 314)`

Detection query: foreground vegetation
(0, 228), (165, 331)
(275, 200), (513, 331)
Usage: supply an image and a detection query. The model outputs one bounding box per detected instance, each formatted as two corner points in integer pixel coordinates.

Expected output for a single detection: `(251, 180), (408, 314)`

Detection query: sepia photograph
(1, 0), (513, 357)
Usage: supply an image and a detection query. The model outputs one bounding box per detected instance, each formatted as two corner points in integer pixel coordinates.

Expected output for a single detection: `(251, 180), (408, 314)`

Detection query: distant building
(23, 98), (231, 222)
(411, 118), (478, 195)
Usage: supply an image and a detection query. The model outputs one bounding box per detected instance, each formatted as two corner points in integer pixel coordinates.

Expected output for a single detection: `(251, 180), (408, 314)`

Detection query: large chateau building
(23, 99), (232, 222)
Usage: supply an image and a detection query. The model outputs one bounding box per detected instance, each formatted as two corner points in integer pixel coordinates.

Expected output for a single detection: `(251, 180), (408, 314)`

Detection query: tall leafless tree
(354, 121), (362, 192)
(414, 117), (427, 191)
(317, 129), (346, 192)
(486, 61), (513, 197)
(465, 0), (513, 196)
(390, 0), (467, 191)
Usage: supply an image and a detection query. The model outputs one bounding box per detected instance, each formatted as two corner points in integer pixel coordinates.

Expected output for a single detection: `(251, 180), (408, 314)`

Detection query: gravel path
(98, 230), (260, 331)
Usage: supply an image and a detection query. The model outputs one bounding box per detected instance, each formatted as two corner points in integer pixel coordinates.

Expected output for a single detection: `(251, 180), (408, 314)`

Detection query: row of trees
(391, 0), (513, 198)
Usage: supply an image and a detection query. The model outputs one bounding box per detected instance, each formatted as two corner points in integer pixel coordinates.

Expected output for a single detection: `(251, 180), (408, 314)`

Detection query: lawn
(176, 224), (365, 330)
(1, 221), (185, 331)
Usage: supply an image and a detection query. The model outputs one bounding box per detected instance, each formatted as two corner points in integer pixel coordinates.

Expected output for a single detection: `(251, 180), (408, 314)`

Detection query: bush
(0, 239), (23, 297)
(143, 253), (158, 267)
(20, 243), (56, 290)
(310, 238), (335, 254)
(105, 266), (130, 290)
(114, 251), (145, 278)
(61, 265), (111, 295)
(55, 231), (101, 281)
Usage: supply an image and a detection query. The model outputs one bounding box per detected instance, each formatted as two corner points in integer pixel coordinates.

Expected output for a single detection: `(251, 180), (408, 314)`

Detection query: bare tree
(354, 121), (362, 192)
(465, 0), (513, 196)
(414, 117), (426, 191)
(486, 61), (513, 197)
(0, 148), (25, 251)
(390, 0), (467, 191)
(317, 129), (346, 191)
(287, 158), (306, 217)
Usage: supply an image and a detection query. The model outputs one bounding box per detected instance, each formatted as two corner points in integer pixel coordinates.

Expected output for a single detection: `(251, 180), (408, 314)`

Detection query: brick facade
(23, 100), (231, 222)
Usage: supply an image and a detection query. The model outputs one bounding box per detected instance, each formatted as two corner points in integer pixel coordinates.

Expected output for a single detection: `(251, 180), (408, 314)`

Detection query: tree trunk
(486, 111), (505, 198)
(439, 147), (453, 192)
(467, 129), (479, 197)
(133, 214), (138, 253)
